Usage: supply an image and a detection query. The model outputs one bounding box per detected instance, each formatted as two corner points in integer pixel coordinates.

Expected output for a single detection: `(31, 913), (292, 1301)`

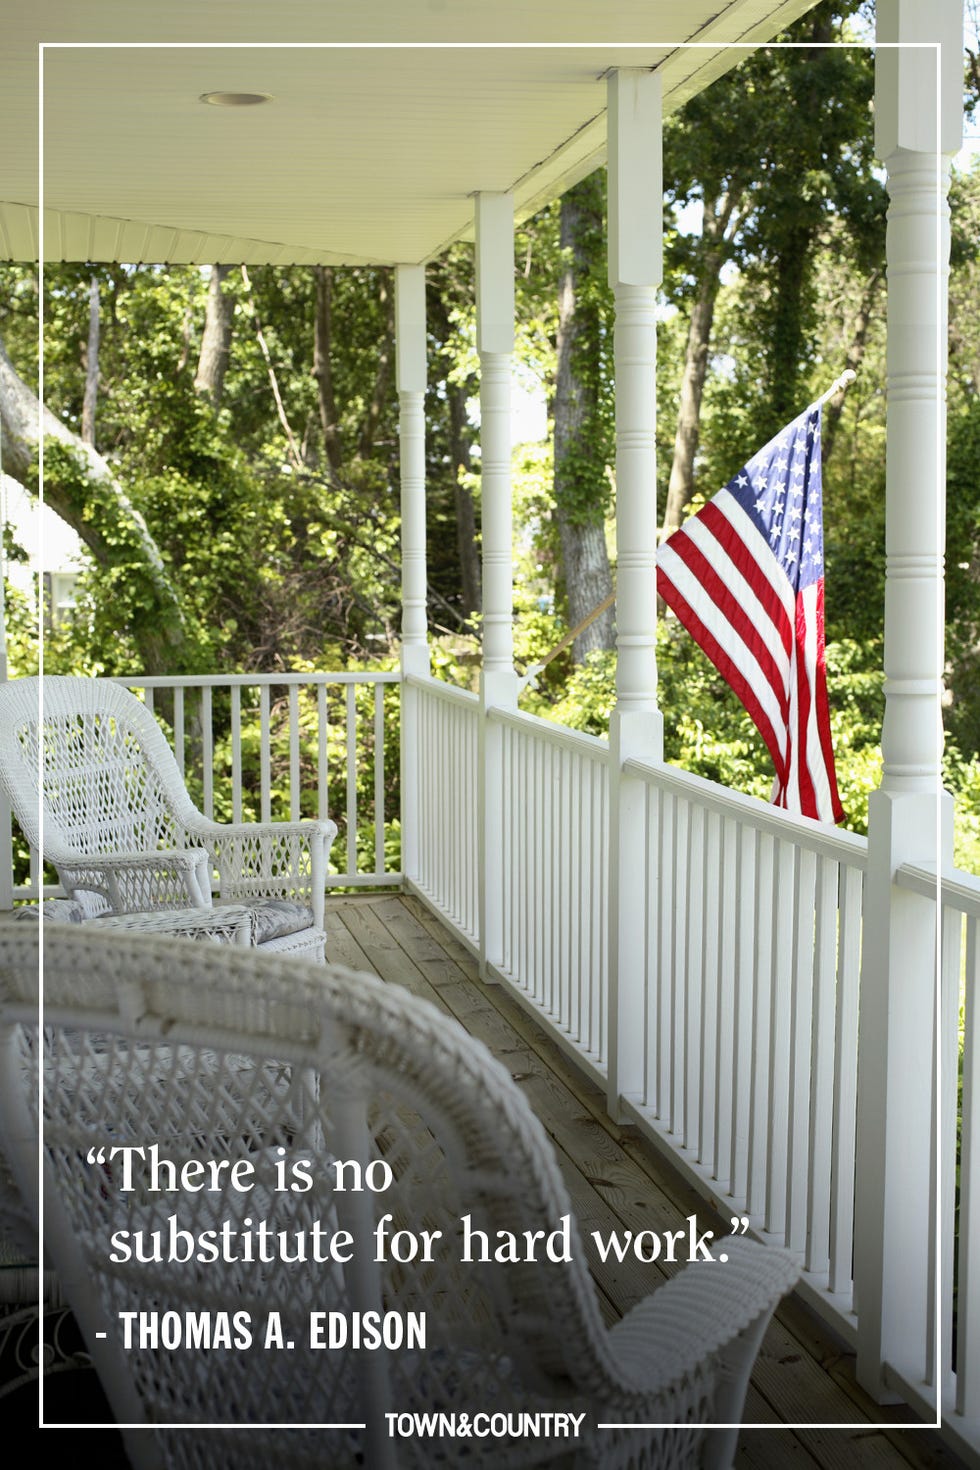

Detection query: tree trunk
(193, 264), (234, 406)
(0, 334), (187, 672)
(357, 270), (395, 460)
(553, 178), (614, 664)
(821, 268), (881, 466)
(427, 275), (482, 620)
(757, 19), (835, 444)
(81, 275), (99, 446)
(660, 190), (740, 540)
(313, 265), (344, 474)
(556, 517), (615, 661)
(764, 220), (815, 438)
(239, 266), (303, 472)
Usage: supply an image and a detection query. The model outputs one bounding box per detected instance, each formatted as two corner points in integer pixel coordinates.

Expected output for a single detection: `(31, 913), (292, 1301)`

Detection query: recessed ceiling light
(200, 91), (273, 107)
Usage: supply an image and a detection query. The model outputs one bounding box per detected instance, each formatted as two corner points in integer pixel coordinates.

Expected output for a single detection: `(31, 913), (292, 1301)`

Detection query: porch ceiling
(2, 0), (821, 267)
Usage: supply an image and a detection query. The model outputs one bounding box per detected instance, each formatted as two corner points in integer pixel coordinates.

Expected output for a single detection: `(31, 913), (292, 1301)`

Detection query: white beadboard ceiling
(1, 0), (821, 265)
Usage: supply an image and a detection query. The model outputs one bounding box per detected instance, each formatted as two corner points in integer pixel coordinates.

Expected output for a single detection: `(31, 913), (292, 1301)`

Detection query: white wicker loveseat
(0, 925), (798, 1470)
(0, 675), (336, 959)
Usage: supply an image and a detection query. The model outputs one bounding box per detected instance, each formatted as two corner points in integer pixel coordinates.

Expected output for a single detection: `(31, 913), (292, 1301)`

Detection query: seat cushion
(247, 898), (317, 945)
(12, 899), (86, 924)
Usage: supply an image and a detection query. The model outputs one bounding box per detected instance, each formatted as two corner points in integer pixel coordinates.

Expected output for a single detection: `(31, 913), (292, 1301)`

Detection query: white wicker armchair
(0, 926), (799, 1470)
(0, 676), (336, 957)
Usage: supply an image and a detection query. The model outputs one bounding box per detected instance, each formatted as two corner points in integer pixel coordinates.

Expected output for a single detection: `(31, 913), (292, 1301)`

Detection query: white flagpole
(815, 367), (857, 409)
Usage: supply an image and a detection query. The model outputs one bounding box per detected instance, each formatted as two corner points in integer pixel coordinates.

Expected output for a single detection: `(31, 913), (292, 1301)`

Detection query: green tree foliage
(2, 9), (978, 869)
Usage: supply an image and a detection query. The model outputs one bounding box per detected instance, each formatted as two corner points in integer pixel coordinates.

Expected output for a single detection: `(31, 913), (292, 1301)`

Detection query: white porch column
(475, 192), (518, 978)
(854, 0), (962, 1400)
(396, 265), (429, 889)
(476, 193), (517, 690)
(397, 265), (429, 678)
(606, 70), (664, 1116)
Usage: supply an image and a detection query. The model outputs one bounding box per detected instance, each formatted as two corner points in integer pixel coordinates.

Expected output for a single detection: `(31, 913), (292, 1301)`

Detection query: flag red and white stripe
(656, 403), (843, 824)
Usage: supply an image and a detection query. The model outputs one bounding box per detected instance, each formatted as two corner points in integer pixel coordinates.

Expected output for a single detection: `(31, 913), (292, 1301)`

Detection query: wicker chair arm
(606, 1238), (798, 1399)
(59, 848), (213, 915)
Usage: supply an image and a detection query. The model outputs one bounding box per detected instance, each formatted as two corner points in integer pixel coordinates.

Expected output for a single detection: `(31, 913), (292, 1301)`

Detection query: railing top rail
(109, 672), (402, 689)
(487, 703), (611, 761)
(405, 673), (480, 706)
(896, 860), (980, 916)
(624, 755), (868, 867)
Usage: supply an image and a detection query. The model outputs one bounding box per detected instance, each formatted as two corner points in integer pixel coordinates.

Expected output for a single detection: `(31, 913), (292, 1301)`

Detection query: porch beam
(606, 70), (664, 1117)
(854, 0), (962, 1403)
(475, 193), (518, 980)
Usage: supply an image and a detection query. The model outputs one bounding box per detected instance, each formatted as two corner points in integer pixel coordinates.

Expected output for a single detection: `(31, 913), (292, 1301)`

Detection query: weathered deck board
(324, 892), (966, 1470)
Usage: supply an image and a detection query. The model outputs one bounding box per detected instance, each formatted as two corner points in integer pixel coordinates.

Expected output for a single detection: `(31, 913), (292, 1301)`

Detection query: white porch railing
(410, 690), (868, 1312)
(7, 671), (401, 899)
(493, 706), (611, 1081)
(407, 674), (480, 947)
(618, 759), (866, 1341)
(6, 666), (978, 1459)
(892, 861), (979, 1462)
(405, 675), (979, 1462)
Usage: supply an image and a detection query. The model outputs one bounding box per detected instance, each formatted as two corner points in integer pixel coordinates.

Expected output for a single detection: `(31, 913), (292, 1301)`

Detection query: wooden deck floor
(324, 892), (964, 1470)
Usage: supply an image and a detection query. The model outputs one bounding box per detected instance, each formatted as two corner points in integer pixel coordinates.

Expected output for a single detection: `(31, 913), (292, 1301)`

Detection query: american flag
(656, 402), (844, 824)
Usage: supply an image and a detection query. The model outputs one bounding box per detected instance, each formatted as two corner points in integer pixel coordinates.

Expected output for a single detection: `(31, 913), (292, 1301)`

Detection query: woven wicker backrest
(0, 677), (197, 863)
(1, 926), (671, 1467)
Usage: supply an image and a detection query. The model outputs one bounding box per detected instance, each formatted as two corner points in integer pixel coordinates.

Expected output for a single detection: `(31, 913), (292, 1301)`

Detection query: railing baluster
(672, 798), (690, 1137)
(345, 685), (357, 877)
(579, 748), (592, 1047)
(536, 739), (546, 1007)
(685, 801), (704, 1155)
(641, 782), (654, 1105)
(173, 684), (185, 776)
(454, 701), (463, 921)
(658, 791), (675, 1124)
(595, 756), (607, 1062)
(231, 685), (243, 824)
(288, 685), (300, 823)
(748, 831), (774, 1218)
(830, 862), (862, 1295)
(786, 845), (817, 1254)
(546, 738), (555, 1014)
(557, 747), (568, 1030)
(935, 905), (961, 1395)
(469, 699), (478, 935)
(317, 684), (329, 824)
(806, 855), (839, 1278)
(518, 728), (528, 993)
(700, 808), (721, 1171)
(732, 822), (756, 1203)
(201, 685), (214, 820)
(259, 684), (271, 824)
(959, 915), (979, 1417)
(713, 815), (737, 1186)
(766, 839), (795, 1237)
(566, 749), (581, 1042)
(373, 683), (385, 878)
